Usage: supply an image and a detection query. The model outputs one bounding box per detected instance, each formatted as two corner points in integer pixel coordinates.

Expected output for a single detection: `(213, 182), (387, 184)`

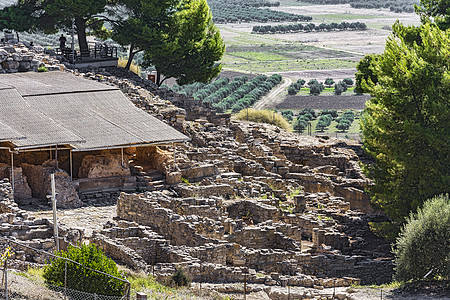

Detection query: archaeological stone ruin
(0, 42), (395, 299)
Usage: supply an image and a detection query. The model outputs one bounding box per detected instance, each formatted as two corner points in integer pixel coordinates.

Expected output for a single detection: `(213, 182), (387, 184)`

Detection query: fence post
(243, 273), (247, 300)
(136, 292), (147, 299)
(127, 282), (131, 300)
(94, 293), (97, 300)
(4, 259), (8, 300)
(64, 261), (68, 299)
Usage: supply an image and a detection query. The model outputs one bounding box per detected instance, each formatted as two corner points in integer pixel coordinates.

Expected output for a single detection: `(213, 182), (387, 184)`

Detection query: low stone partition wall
(297, 253), (394, 284)
(173, 184), (234, 198)
(229, 226), (300, 251)
(312, 228), (349, 251)
(226, 199), (281, 224)
(180, 164), (218, 182)
(157, 197), (224, 221)
(354, 259), (394, 285)
(241, 248), (300, 275)
(91, 233), (148, 271)
(116, 193), (221, 247)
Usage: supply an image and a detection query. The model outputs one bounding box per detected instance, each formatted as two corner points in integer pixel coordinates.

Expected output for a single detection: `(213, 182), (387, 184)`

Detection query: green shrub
(287, 86), (297, 95)
(300, 108), (316, 118)
(309, 82), (324, 95)
(43, 243), (126, 296)
(234, 109), (289, 130)
(342, 77), (354, 86)
(293, 118), (308, 132)
(393, 194), (450, 282)
(334, 82), (344, 95)
(38, 66), (48, 72)
(281, 110), (293, 121)
(171, 267), (191, 287)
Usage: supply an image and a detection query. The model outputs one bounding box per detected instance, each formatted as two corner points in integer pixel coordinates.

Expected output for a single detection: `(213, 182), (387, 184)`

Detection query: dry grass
(234, 109), (290, 130)
(118, 57), (141, 75)
(1, 269), (66, 300)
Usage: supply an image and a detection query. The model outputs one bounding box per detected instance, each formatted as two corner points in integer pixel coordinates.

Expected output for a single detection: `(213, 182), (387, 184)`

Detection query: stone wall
(117, 193), (220, 247)
(21, 160), (81, 208)
(78, 154), (130, 178)
(0, 43), (63, 73)
(229, 226), (300, 251)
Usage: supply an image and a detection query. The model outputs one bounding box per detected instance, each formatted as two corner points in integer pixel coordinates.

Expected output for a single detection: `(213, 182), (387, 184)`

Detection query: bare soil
(273, 94), (370, 110)
(267, 68), (358, 83)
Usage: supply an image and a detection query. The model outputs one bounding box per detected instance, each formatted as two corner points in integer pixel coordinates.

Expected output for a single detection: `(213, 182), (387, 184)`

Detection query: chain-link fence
(0, 238), (130, 300)
(297, 131), (362, 141)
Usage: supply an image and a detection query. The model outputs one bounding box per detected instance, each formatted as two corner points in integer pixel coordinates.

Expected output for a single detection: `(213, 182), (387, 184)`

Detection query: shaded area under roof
(0, 88), (84, 148)
(0, 72), (188, 151)
(0, 71), (117, 96)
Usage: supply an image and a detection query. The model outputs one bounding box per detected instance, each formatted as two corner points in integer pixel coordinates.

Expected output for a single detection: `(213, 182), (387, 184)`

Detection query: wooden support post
(10, 151), (14, 200)
(69, 150), (73, 180)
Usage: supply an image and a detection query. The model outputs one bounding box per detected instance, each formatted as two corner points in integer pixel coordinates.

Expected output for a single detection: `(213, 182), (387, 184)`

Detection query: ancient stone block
(78, 154), (130, 178)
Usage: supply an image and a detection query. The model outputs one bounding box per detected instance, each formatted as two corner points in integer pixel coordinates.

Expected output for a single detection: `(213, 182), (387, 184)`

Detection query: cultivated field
(273, 94), (370, 110)
(217, 3), (420, 83)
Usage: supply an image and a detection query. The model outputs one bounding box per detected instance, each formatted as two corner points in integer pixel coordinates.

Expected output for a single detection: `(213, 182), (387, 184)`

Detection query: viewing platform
(56, 42), (119, 68)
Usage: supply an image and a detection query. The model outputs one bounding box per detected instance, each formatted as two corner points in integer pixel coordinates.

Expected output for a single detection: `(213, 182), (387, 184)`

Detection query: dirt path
(26, 204), (116, 237)
(253, 77), (292, 109)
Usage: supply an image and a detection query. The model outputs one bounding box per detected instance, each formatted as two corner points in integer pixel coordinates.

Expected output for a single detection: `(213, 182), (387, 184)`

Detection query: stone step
(148, 180), (165, 187)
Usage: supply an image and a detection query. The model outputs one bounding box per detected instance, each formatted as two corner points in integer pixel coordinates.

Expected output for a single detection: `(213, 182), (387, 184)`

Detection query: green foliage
(293, 118), (308, 132)
(43, 243), (126, 296)
(307, 79), (319, 87)
(359, 22), (450, 222)
(0, 0), (109, 53)
(143, 0), (225, 86)
(128, 273), (173, 294)
(297, 78), (306, 86)
(309, 82), (324, 95)
(324, 77), (335, 87)
(334, 82), (344, 95)
(281, 110), (293, 121)
(37, 66), (48, 72)
(415, 0), (450, 30)
(171, 267), (191, 287)
(342, 77), (354, 86)
(321, 109), (338, 118)
(234, 109), (289, 130)
(355, 54), (379, 94)
(299, 0), (415, 13)
(300, 108), (317, 118)
(369, 221), (400, 243)
(393, 194), (450, 281)
(252, 21), (367, 34)
(210, 0), (310, 24)
(175, 74), (280, 113)
(315, 114), (332, 131)
(287, 86), (298, 95)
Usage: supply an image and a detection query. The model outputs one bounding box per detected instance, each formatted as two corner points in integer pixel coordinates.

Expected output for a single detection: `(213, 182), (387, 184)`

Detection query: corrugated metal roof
(0, 72), (188, 151)
(25, 90), (188, 150)
(0, 88), (84, 148)
(0, 71), (117, 96)
(0, 119), (25, 142)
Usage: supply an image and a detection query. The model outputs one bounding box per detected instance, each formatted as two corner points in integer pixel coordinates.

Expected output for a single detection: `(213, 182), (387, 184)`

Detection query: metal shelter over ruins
(0, 71), (188, 203)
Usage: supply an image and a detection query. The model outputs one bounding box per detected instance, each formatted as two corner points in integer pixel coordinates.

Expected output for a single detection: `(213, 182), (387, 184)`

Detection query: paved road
(253, 77), (292, 109)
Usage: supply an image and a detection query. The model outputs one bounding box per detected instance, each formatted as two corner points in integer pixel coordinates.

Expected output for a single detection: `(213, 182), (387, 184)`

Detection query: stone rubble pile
(0, 179), (83, 268)
(0, 43), (64, 73)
